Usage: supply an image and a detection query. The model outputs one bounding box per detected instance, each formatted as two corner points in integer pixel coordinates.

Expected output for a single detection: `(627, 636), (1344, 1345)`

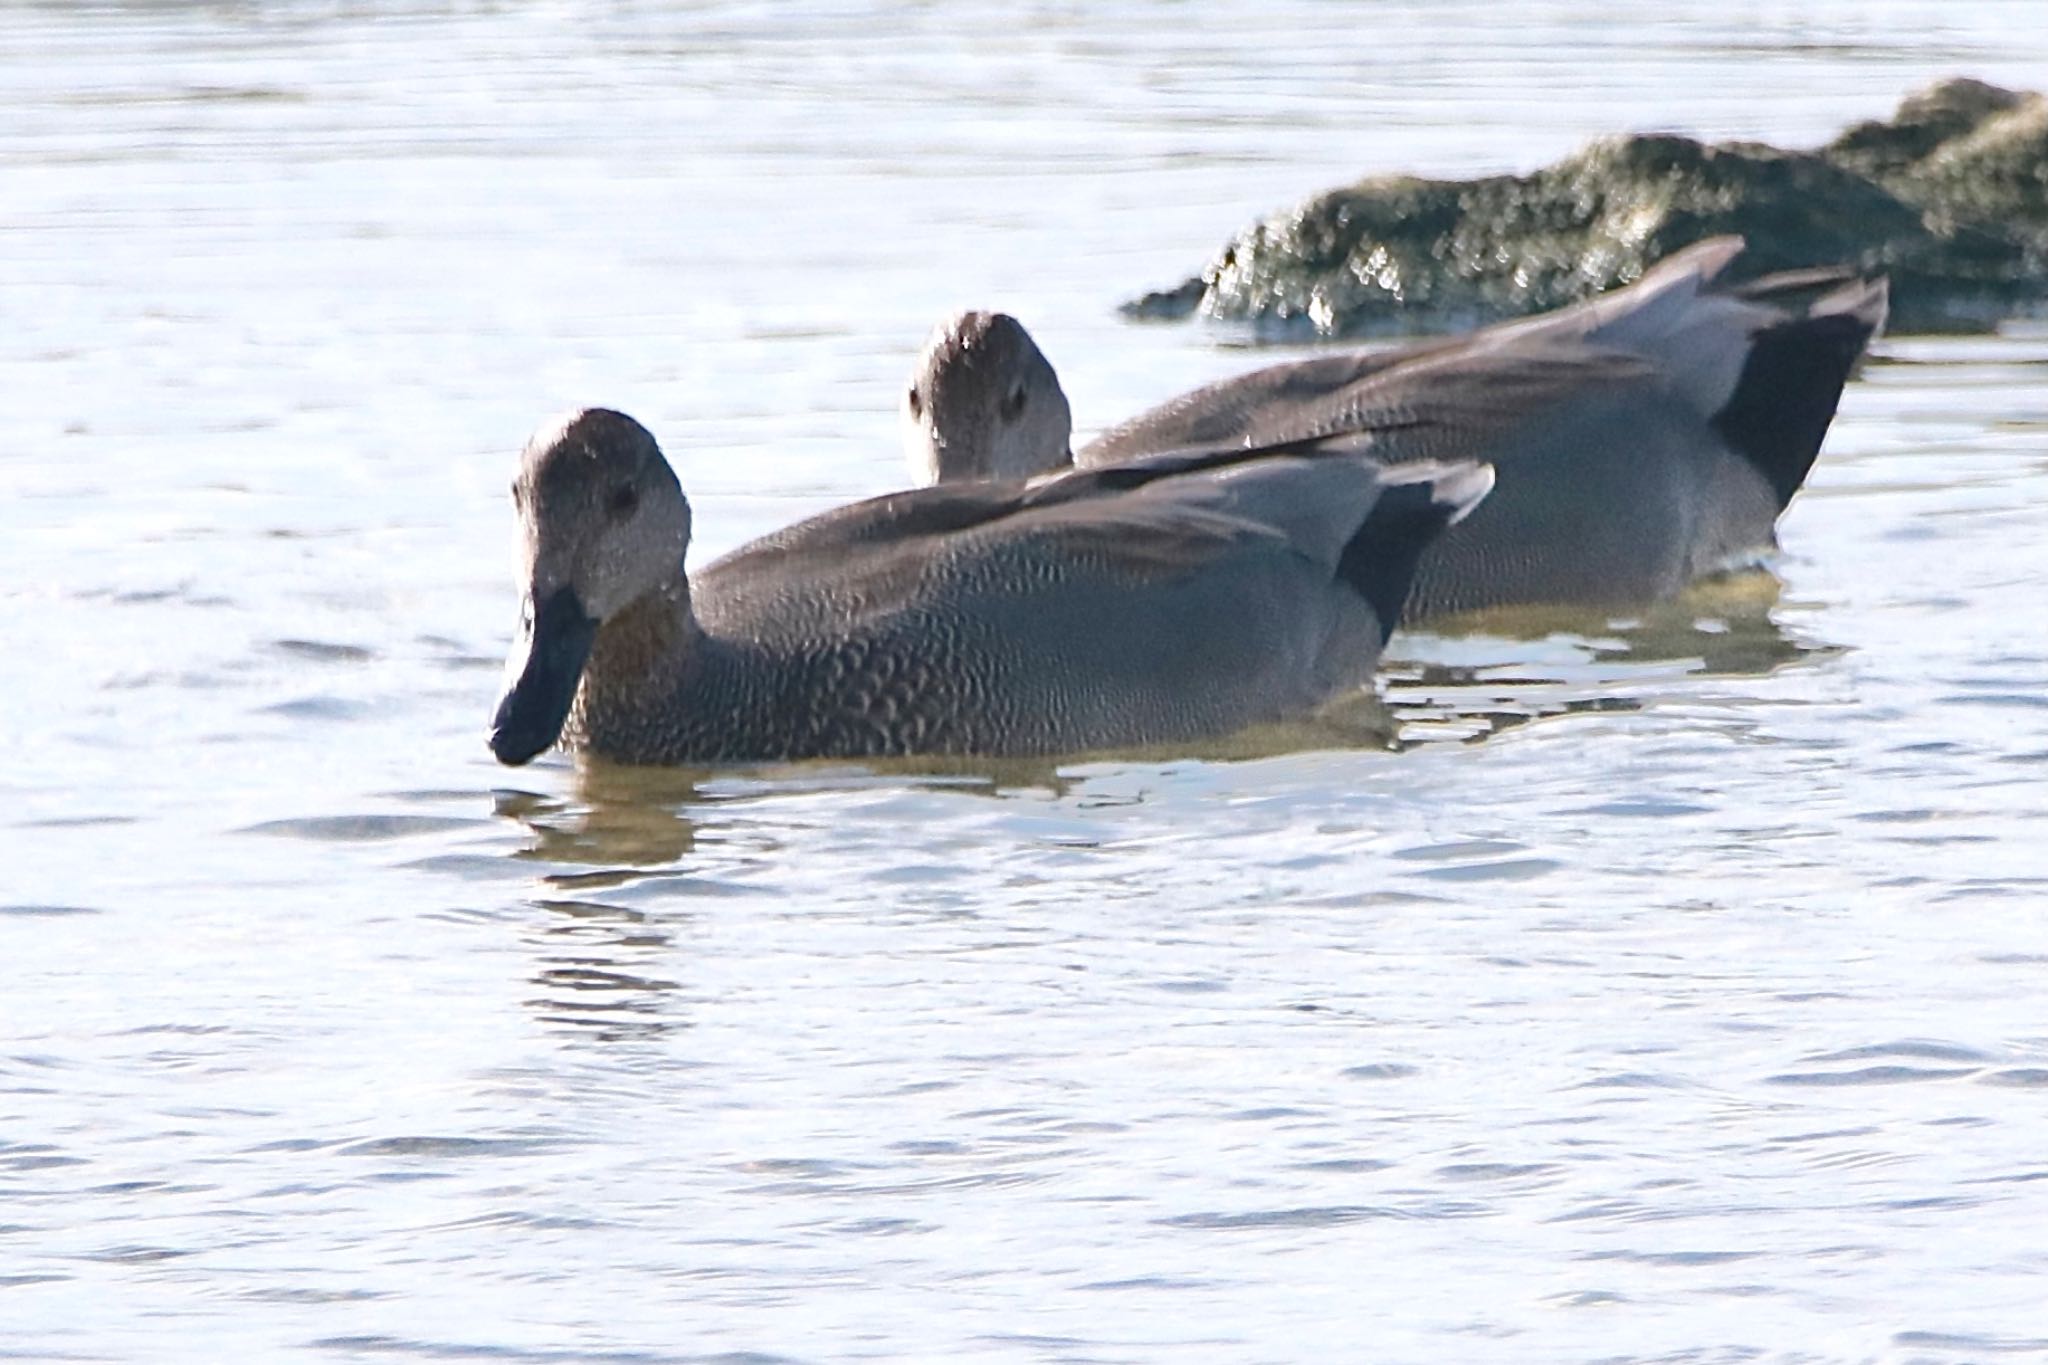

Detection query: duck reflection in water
(1381, 570), (1834, 747)
(520, 895), (685, 1042)
(495, 769), (704, 872)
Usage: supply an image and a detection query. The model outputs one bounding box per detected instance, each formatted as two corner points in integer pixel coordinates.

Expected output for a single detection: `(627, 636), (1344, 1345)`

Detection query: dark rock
(1122, 79), (2048, 338)
(1119, 276), (1207, 322)
(1894, 95), (2048, 251)
(1825, 77), (2029, 183)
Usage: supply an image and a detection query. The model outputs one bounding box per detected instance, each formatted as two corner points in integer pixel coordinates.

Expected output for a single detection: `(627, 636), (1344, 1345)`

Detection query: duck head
(902, 310), (1073, 485)
(489, 408), (691, 766)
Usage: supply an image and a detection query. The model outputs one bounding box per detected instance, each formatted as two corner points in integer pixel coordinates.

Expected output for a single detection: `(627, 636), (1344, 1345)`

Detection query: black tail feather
(1712, 278), (1887, 510)
(1337, 466), (1491, 642)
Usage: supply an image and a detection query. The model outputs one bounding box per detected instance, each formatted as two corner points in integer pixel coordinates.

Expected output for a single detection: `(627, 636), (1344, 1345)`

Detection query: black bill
(489, 585), (599, 765)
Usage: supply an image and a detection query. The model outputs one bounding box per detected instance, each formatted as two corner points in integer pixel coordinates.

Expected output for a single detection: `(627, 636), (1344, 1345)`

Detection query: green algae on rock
(1123, 79), (2047, 338)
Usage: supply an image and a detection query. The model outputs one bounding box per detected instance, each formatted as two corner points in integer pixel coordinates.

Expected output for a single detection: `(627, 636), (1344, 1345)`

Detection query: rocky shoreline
(1122, 79), (2047, 338)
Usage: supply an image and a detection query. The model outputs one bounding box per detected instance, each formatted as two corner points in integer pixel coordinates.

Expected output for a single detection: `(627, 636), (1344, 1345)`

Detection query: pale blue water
(5, 4), (2048, 1361)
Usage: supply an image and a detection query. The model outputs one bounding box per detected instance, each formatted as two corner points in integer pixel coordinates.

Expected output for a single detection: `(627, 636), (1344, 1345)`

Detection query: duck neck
(568, 565), (702, 751)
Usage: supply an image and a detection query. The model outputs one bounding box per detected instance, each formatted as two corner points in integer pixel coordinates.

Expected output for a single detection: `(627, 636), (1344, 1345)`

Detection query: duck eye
(1000, 383), (1027, 422)
(608, 485), (639, 518)
(906, 385), (923, 418)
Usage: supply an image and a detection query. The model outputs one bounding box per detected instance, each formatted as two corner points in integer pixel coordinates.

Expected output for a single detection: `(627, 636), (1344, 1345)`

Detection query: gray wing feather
(1084, 340), (1666, 471)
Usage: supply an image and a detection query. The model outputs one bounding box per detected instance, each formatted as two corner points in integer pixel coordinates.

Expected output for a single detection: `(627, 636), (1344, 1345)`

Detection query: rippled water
(6, 3), (2048, 1360)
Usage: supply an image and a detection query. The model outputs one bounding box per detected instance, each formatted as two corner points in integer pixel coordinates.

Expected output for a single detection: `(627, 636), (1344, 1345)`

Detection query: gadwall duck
(903, 311), (1073, 485)
(901, 238), (1887, 620)
(489, 409), (1493, 766)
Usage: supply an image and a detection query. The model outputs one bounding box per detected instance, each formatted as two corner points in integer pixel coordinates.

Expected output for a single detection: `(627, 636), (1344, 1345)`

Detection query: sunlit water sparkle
(4, 3), (2047, 1361)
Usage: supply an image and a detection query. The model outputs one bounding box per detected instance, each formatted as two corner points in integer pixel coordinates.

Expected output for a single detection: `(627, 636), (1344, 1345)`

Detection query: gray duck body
(490, 410), (1492, 767)
(904, 237), (1888, 620)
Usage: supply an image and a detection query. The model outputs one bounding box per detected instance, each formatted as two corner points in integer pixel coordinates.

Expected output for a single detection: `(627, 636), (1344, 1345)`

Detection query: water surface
(5, 4), (2048, 1361)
